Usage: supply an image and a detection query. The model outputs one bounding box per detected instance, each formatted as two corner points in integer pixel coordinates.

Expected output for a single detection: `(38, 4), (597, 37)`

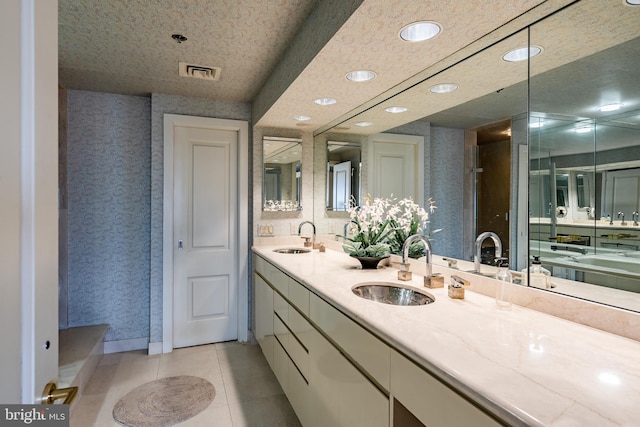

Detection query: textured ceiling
(59, 0), (549, 129)
(58, 0), (640, 140)
(255, 0), (547, 131)
(58, 0), (317, 102)
(324, 0), (640, 136)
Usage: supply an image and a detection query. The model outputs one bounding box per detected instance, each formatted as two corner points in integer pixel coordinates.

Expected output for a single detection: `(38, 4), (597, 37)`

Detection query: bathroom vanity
(252, 246), (640, 427)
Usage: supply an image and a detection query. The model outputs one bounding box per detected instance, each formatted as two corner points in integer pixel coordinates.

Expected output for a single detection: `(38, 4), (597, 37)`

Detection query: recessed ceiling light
(502, 45), (542, 62)
(355, 121), (373, 127)
(291, 151), (299, 155)
(293, 115), (311, 121)
(429, 83), (458, 94)
(385, 106), (408, 113)
(399, 21), (442, 42)
(314, 97), (337, 106)
(598, 103), (623, 112)
(346, 70), (376, 82)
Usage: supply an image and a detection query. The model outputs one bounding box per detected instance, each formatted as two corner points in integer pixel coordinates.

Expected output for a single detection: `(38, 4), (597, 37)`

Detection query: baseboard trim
(103, 337), (148, 354)
(148, 341), (163, 355)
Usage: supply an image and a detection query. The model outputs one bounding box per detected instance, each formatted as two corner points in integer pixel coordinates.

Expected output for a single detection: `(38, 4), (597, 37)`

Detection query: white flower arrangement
(342, 196), (439, 258)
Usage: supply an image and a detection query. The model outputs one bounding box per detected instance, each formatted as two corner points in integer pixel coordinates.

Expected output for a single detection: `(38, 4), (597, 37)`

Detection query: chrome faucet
(618, 212), (627, 226)
(633, 212), (639, 226)
(298, 221), (316, 248)
(402, 234), (432, 280)
(474, 232), (502, 273)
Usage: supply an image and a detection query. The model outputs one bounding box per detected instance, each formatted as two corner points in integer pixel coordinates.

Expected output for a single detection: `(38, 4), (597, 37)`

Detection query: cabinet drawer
(274, 311), (289, 350)
(310, 293), (390, 390)
(288, 278), (310, 315)
(288, 357), (309, 426)
(255, 255), (289, 296)
(287, 311), (309, 380)
(390, 350), (502, 427)
(273, 339), (289, 394)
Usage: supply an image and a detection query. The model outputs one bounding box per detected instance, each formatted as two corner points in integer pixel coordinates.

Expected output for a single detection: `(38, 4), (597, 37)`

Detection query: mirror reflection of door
(326, 141), (361, 211)
(264, 168), (281, 201)
(476, 121), (511, 262)
(332, 161), (351, 211)
(367, 133), (423, 203)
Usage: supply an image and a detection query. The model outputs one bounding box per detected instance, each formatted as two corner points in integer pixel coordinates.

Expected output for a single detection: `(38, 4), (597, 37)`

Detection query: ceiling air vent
(179, 62), (221, 81)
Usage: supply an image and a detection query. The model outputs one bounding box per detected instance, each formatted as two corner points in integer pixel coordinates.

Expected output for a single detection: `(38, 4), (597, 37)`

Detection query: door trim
(162, 114), (249, 353)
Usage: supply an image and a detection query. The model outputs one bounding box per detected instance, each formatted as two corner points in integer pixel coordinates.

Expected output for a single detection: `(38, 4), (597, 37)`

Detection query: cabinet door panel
(254, 273), (274, 368)
(308, 328), (389, 427)
(310, 294), (390, 389)
(390, 350), (501, 427)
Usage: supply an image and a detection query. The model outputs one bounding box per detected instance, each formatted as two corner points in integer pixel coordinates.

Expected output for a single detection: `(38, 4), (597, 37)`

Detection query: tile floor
(70, 341), (302, 427)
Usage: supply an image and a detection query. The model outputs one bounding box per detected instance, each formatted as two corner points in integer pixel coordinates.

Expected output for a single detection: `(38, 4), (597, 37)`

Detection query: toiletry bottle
(495, 257), (512, 309)
(521, 256), (551, 289)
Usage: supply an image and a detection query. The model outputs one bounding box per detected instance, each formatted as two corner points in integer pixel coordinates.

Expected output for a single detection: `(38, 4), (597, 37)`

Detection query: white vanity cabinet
(253, 253), (504, 427)
(254, 254), (389, 426)
(254, 255), (311, 425)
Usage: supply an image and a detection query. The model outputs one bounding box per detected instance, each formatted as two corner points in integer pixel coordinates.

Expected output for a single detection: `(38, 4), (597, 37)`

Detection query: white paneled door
(333, 160), (352, 211)
(367, 133), (424, 204)
(170, 121), (240, 348)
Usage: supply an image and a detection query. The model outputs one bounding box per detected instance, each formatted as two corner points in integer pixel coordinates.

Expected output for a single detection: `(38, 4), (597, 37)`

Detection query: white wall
(0, 0), (24, 404)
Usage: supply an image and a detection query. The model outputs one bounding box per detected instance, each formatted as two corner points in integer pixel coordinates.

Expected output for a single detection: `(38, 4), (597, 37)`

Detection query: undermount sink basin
(273, 248), (311, 254)
(352, 282), (435, 306)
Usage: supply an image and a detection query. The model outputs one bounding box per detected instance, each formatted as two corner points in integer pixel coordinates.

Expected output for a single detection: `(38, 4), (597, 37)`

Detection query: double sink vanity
(253, 245), (639, 427)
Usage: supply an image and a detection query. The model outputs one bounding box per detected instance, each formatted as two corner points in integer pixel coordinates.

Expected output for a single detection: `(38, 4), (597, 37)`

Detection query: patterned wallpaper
(66, 90), (251, 346)
(67, 90), (151, 342)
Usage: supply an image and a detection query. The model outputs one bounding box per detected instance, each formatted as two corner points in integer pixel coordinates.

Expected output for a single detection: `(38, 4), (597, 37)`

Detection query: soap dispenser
(521, 256), (551, 289)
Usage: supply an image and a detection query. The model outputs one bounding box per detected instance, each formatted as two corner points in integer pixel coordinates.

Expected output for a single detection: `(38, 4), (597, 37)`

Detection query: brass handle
(42, 382), (78, 405)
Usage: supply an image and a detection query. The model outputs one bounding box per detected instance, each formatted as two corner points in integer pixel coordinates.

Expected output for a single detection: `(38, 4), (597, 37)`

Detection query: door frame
(162, 114), (249, 353)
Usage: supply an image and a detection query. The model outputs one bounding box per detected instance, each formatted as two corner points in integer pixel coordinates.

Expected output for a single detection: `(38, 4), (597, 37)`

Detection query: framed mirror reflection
(262, 136), (302, 211)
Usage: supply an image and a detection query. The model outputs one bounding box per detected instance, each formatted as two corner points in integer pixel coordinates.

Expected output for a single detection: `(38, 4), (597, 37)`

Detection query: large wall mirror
(263, 136), (302, 211)
(528, 0), (640, 311)
(311, 0), (640, 313)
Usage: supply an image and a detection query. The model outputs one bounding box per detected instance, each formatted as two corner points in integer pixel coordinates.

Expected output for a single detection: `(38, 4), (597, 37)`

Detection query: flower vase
(352, 255), (389, 269)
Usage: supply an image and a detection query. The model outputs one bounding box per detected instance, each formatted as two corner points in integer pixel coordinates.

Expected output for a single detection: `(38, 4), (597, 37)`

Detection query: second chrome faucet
(474, 232), (503, 274)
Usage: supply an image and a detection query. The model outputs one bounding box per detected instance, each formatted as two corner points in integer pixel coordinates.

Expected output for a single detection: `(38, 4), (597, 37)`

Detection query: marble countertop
(253, 245), (640, 427)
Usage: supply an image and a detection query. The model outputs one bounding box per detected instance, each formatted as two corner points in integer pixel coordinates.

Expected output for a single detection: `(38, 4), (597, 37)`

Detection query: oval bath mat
(113, 375), (215, 427)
